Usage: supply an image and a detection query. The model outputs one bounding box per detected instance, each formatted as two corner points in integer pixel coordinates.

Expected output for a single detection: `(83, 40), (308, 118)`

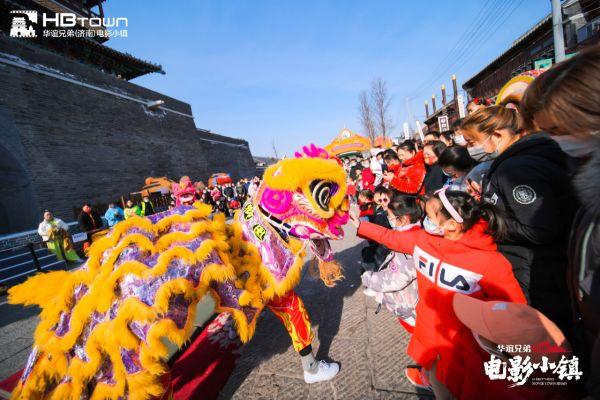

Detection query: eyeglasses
(376, 198), (390, 204)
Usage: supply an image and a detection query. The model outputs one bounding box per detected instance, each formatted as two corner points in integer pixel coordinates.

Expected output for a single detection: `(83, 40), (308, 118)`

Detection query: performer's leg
(267, 289), (314, 352)
(267, 290), (339, 383)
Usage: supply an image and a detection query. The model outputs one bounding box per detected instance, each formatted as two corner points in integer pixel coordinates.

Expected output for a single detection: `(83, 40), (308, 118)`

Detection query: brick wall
(0, 35), (256, 233)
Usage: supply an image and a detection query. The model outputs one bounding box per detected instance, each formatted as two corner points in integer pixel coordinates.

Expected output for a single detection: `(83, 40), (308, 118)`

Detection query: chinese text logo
(484, 344), (583, 387)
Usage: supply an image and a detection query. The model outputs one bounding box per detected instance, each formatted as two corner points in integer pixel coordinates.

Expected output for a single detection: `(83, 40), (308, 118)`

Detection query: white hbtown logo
(9, 10), (128, 39)
(10, 10), (38, 38)
(40, 13), (128, 28)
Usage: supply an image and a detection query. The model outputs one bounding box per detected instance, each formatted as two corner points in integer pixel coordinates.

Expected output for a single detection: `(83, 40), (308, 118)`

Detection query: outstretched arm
(356, 222), (417, 255)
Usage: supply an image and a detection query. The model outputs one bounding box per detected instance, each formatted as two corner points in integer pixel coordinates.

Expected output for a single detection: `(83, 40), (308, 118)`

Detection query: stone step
(0, 259), (67, 286)
(0, 248), (49, 268)
(0, 246), (67, 287)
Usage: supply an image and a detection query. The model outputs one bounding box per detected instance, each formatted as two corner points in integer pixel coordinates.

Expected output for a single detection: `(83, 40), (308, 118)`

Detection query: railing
(0, 242), (67, 287)
(26, 242), (42, 273)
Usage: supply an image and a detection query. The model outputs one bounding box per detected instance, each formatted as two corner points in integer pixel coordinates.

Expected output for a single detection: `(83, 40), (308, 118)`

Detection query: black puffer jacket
(483, 132), (576, 335)
(423, 164), (446, 194)
(567, 139), (600, 398)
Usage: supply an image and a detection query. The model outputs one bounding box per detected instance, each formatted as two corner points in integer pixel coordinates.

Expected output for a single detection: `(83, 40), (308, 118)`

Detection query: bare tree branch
(370, 77), (394, 138)
(358, 90), (376, 142)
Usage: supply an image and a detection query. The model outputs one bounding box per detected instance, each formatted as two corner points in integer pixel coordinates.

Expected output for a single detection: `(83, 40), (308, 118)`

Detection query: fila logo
(413, 246), (482, 294)
(437, 262), (482, 294)
(414, 246), (440, 283)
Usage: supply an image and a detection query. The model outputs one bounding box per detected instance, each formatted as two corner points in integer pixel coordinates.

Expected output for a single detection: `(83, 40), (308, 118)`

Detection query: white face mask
(478, 135), (503, 158)
(468, 144), (484, 156)
(422, 216), (445, 236)
(454, 134), (467, 146)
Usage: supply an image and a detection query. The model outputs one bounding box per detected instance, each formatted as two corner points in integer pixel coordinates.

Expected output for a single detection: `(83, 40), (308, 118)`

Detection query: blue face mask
(422, 216), (445, 236)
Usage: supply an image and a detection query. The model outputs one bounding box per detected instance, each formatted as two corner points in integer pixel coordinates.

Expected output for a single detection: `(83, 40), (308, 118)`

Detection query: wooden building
(463, 0), (600, 100)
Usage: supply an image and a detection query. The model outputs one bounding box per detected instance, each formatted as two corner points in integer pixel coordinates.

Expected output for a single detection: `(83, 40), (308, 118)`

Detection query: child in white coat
(361, 195), (422, 333)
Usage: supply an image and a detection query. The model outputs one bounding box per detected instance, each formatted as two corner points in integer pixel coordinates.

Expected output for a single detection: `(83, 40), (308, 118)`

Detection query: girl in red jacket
(351, 189), (526, 399)
(360, 159), (376, 191)
(382, 142), (426, 194)
(357, 189), (375, 220)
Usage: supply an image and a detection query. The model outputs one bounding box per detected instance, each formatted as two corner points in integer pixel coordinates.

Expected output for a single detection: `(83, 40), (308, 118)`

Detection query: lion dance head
(172, 176), (198, 206)
(253, 144), (349, 285)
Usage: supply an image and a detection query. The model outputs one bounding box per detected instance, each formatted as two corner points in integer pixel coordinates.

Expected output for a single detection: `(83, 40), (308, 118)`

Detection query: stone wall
(0, 34), (256, 234)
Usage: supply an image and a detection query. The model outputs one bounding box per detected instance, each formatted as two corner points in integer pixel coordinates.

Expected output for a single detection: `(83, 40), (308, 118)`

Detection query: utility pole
(551, 0), (566, 62)
(271, 139), (279, 159)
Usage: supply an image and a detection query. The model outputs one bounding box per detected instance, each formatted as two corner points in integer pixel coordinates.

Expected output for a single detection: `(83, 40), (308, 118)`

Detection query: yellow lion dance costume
(9, 144), (349, 399)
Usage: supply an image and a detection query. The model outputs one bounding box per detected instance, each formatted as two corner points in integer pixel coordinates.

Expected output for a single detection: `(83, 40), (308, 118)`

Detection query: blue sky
(105, 1), (551, 157)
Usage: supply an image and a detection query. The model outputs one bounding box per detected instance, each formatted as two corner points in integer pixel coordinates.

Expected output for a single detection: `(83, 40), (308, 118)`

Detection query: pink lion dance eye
(260, 188), (293, 215)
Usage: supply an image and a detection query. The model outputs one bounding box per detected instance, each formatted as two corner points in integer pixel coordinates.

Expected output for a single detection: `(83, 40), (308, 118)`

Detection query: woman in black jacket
(461, 106), (575, 339)
(520, 45), (600, 398)
(422, 141), (447, 194)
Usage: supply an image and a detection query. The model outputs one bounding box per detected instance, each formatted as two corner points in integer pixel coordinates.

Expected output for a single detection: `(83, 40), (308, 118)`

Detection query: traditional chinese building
(422, 75), (464, 133)
(324, 128), (372, 158)
(463, 0), (600, 100)
(0, 0), (256, 234)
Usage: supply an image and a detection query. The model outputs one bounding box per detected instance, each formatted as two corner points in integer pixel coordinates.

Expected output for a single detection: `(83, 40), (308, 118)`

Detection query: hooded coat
(358, 220), (526, 399)
(482, 132), (575, 335)
(369, 156), (384, 187)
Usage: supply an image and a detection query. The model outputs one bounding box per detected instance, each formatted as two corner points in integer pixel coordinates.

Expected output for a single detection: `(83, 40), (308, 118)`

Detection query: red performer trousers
(267, 290), (314, 353)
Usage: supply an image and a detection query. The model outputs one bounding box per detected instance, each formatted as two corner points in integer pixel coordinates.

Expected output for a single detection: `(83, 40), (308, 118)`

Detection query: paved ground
(0, 228), (432, 399)
(218, 229), (433, 400)
(0, 261), (84, 381)
(0, 297), (38, 381)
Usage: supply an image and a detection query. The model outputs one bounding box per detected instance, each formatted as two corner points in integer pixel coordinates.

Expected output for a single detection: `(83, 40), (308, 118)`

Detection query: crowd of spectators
(345, 45), (600, 399)
(38, 177), (261, 260)
(194, 178), (260, 217)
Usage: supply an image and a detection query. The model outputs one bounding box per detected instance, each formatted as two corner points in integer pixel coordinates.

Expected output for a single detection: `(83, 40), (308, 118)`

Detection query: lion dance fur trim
(9, 144), (348, 400)
(8, 203), (306, 400)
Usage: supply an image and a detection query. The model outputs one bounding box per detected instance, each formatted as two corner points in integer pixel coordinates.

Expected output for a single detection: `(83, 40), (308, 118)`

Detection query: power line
(408, 0), (509, 99)
(406, 0), (526, 123)
(409, 0), (519, 101)
(453, 0), (525, 82)
(411, 0), (516, 100)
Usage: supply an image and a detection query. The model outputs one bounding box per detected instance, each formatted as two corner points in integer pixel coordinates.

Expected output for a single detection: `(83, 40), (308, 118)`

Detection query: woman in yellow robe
(37, 210), (81, 262)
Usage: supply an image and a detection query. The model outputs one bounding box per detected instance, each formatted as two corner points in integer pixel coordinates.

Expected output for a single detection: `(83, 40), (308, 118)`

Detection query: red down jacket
(389, 151), (426, 194)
